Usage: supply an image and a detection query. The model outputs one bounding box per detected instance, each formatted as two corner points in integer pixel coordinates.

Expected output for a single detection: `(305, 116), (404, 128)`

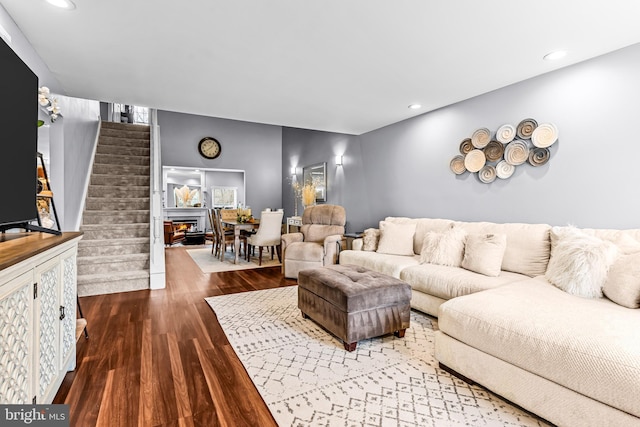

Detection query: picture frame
(302, 162), (327, 202)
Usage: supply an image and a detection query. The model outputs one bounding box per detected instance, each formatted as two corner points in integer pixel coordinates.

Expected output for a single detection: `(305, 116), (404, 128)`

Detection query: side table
(286, 216), (303, 233)
(343, 232), (363, 250)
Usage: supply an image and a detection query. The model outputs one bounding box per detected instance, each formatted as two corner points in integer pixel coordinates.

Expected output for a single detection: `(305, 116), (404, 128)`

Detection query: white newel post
(149, 109), (166, 289)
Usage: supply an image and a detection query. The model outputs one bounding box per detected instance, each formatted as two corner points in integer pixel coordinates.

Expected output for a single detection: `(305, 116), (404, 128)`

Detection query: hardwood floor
(54, 245), (296, 426)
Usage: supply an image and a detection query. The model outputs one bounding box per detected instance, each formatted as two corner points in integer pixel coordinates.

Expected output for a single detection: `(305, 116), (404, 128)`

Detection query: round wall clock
(198, 137), (221, 159)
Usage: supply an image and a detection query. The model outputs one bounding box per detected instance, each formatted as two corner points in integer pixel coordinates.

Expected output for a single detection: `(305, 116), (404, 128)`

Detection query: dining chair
(213, 208), (245, 261)
(246, 210), (284, 265)
(207, 209), (219, 256)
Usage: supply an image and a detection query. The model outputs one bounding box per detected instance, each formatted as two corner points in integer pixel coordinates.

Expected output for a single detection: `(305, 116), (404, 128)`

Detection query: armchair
(163, 220), (185, 246)
(281, 204), (346, 279)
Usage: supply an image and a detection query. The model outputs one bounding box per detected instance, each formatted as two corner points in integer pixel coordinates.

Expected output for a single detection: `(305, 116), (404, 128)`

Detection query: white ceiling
(3, 0), (640, 135)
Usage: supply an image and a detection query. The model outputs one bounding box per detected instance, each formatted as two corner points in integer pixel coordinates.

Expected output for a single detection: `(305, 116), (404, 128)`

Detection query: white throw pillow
(461, 233), (507, 277)
(420, 226), (467, 267)
(362, 228), (380, 251)
(376, 221), (416, 256)
(603, 252), (640, 308)
(545, 226), (618, 298)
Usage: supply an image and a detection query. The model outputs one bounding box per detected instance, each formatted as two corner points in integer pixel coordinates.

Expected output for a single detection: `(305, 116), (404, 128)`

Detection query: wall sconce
(335, 155), (343, 166)
(290, 167), (296, 175)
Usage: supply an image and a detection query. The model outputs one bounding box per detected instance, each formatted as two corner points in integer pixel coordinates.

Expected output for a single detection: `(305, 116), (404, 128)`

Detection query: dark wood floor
(54, 245), (296, 427)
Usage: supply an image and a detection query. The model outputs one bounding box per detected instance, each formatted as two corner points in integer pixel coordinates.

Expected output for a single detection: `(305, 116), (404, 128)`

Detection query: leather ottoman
(298, 264), (411, 351)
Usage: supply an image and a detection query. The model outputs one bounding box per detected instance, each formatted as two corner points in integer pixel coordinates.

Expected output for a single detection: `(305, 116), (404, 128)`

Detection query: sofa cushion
(603, 252), (640, 308)
(362, 227), (380, 251)
(339, 250), (420, 279)
(376, 221), (416, 256)
(384, 217), (455, 255)
(438, 276), (640, 418)
(546, 226), (618, 298)
(456, 221), (551, 277)
(401, 263), (528, 301)
(461, 233), (507, 277)
(419, 226), (467, 267)
(285, 241), (324, 262)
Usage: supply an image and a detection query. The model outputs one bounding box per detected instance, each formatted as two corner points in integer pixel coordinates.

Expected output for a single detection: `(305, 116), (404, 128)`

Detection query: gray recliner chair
(281, 204), (346, 279)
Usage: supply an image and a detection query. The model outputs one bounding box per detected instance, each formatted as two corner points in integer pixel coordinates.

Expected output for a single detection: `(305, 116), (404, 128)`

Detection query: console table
(0, 231), (83, 404)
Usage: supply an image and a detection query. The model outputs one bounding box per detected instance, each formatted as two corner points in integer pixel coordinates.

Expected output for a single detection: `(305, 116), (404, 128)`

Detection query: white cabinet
(0, 234), (81, 404)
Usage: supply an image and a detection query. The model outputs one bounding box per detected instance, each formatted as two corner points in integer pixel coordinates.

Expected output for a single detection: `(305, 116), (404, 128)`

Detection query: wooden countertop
(0, 231), (83, 271)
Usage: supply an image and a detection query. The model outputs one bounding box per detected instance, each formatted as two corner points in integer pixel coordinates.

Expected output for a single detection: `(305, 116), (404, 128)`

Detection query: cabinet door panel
(60, 248), (77, 371)
(0, 271), (34, 404)
(35, 257), (60, 403)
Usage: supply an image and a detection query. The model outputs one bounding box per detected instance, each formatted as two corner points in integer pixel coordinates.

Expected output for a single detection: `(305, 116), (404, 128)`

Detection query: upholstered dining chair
(246, 210), (284, 265)
(281, 205), (346, 279)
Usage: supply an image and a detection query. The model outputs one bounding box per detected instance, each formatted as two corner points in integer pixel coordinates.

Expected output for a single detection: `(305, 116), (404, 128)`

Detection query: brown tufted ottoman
(298, 264), (411, 351)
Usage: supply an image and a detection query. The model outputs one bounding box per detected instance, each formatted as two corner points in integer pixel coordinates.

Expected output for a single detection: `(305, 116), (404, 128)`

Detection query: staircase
(77, 121), (151, 296)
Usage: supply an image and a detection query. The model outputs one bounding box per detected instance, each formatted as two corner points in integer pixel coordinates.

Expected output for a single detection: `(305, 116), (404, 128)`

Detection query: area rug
(187, 247), (281, 273)
(205, 286), (550, 427)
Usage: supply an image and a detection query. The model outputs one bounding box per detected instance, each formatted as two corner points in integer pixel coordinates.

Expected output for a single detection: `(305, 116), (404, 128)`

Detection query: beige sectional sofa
(339, 217), (640, 427)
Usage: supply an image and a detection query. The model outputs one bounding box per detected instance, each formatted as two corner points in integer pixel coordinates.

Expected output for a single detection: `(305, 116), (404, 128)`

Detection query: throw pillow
(362, 228), (380, 251)
(461, 233), (507, 277)
(603, 252), (640, 308)
(545, 226), (618, 298)
(420, 226), (467, 267)
(376, 221), (416, 256)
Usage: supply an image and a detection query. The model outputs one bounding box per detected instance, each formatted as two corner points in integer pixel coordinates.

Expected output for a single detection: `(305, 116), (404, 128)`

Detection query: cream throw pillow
(420, 226), (467, 267)
(603, 252), (640, 308)
(545, 226), (618, 298)
(461, 233), (507, 277)
(376, 221), (416, 256)
(362, 228), (380, 251)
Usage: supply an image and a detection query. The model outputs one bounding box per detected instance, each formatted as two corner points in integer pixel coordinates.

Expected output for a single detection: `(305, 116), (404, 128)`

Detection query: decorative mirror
(302, 162), (327, 202)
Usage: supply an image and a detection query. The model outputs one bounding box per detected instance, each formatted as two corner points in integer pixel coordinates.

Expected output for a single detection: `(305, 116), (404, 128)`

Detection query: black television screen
(0, 37), (38, 229)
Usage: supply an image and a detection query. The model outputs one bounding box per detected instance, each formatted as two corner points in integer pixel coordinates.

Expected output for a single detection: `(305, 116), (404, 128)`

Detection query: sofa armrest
(323, 234), (345, 266)
(281, 232), (303, 252)
(352, 238), (364, 251)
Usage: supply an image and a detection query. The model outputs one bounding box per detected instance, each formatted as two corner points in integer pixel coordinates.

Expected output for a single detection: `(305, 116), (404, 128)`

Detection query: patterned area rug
(186, 247), (281, 273)
(205, 286), (550, 427)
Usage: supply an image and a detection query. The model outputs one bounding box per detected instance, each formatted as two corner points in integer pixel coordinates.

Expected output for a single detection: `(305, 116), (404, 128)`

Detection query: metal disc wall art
(516, 118), (538, 139)
(496, 124), (516, 144)
(449, 118), (558, 184)
(464, 149), (486, 172)
(528, 147), (550, 166)
(471, 128), (491, 148)
(450, 155), (466, 174)
(531, 123), (559, 148)
(478, 165), (497, 183)
(484, 140), (504, 162)
(504, 140), (530, 165)
(459, 138), (474, 155)
(496, 160), (515, 179)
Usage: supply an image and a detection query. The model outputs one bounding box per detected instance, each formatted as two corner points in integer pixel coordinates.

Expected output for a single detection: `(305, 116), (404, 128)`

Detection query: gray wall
(0, 5), (63, 93)
(158, 110), (282, 213)
(56, 96), (100, 230)
(2, 6), (101, 231)
(283, 43), (640, 231)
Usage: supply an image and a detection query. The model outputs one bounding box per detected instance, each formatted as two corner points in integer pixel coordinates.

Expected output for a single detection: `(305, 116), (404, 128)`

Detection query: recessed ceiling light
(543, 50), (567, 61)
(408, 104), (422, 110)
(45, 0), (76, 10)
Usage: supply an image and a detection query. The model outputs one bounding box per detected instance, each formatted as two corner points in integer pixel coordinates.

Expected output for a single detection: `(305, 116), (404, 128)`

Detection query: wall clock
(198, 137), (221, 159)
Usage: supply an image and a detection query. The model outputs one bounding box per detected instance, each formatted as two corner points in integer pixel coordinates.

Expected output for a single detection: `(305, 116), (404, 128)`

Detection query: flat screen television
(0, 37), (56, 234)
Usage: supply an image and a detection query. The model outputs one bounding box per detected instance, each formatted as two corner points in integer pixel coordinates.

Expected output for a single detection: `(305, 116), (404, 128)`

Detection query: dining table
(220, 218), (260, 264)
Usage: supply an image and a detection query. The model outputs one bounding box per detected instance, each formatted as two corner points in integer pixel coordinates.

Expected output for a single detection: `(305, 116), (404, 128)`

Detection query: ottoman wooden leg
(301, 311), (309, 319)
(394, 329), (406, 338)
(344, 342), (357, 352)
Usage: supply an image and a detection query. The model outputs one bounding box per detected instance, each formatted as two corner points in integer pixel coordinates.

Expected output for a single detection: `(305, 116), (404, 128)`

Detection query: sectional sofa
(339, 217), (640, 427)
